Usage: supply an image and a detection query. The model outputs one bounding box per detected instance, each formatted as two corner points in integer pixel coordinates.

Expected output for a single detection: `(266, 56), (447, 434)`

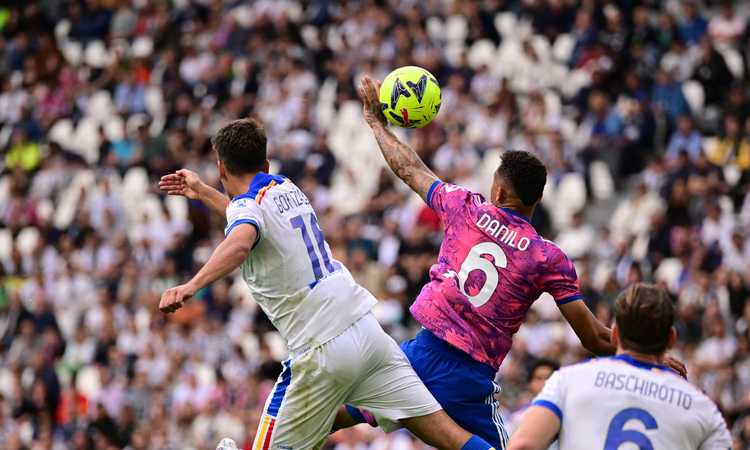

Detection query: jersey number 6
(457, 242), (507, 307)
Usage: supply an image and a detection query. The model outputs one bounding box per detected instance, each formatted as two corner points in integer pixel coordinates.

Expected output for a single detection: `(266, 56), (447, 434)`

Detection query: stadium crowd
(1, 0), (750, 449)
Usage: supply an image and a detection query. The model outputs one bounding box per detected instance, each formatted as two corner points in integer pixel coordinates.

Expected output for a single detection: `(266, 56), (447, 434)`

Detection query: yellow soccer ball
(379, 66), (441, 128)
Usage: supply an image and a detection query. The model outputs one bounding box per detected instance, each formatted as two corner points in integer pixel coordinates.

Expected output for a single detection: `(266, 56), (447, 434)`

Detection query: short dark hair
(527, 358), (560, 382)
(496, 150), (547, 206)
(211, 118), (267, 174)
(614, 283), (674, 356)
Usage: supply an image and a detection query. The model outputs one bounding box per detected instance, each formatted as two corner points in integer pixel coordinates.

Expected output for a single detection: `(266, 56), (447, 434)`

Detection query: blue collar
(233, 172), (286, 201)
(501, 207), (531, 223)
(611, 354), (669, 372)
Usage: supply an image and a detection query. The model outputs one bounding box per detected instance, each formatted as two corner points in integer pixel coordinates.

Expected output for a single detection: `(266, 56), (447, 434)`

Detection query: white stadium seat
(467, 39), (497, 69)
(84, 40), (112, 68)
(682, 80), (705, 115)
(552, 33), (575, 63)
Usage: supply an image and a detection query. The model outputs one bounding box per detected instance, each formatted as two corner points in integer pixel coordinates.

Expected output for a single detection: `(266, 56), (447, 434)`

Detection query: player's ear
(666, 327), (677, 350)
(261, 159), (270, 173)
(217, 159), (228, 181)
(611, 324), (620, 349)
(491, 173), (506, 204)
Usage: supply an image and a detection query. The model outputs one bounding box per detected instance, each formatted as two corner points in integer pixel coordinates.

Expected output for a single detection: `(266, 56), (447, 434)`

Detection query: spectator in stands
(666, 115), (703, 163)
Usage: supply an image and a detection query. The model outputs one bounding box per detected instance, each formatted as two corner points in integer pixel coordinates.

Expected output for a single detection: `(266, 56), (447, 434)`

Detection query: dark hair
(527, 358), (560, 382)
(496, 150), (547, 206)
(211, 118), (267, 174)
(614, 283), (674, 355)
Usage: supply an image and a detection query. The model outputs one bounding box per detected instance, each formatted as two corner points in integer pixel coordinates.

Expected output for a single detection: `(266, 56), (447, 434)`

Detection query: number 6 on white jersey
(457, 242), (507, 307)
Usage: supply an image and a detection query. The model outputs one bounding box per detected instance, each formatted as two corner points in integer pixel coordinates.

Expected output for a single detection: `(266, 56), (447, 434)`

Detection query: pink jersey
(411, 181), (583, 370)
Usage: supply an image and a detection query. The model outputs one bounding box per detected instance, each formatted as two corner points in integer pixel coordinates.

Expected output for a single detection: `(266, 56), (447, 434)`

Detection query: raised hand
(358, 75), (387, 127)
(159, 169), (204, 200)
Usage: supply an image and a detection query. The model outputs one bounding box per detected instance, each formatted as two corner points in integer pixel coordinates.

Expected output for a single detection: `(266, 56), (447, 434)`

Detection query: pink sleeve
(426, 180), (473, 220)
(543, 245), (583, 305)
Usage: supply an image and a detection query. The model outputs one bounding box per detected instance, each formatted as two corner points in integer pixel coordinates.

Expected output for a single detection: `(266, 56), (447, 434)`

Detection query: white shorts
(251, 313), (441, 450)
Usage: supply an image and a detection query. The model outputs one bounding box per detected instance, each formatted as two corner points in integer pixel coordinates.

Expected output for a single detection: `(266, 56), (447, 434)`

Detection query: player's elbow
(230, 241), (252, 261)
(581, 333), (611, 356)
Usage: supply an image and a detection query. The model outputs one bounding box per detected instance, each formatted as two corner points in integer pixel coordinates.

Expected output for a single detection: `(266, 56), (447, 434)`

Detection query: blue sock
(345, 404), (367, 424)
(461, 435), (495, 450)
(345, 405), (377, 427)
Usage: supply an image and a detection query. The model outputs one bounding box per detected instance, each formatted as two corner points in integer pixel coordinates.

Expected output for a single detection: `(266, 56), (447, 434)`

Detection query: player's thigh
(400, 338), (508, 448)
(252, 351), (347, 450)
(345, 317), (442, 432)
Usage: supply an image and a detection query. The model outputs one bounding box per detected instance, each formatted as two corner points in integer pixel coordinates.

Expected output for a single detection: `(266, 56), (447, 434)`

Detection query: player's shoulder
(430, 180), (484, 204)
(228, 173), (287, 209)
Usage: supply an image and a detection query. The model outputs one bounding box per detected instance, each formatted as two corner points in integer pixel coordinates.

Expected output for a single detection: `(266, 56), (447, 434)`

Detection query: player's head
(527, 358), (560, 396)
(212, 118), (269, 183)
(491, 150), (547, 215)
(613, 283), (676, 357)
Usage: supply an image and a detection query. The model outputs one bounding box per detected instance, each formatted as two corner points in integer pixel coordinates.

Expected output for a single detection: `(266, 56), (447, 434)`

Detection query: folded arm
(559, 300), (616, 356)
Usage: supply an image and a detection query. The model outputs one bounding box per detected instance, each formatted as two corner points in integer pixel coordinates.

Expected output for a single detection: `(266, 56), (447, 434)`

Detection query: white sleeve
(224, 198), (264, 239)
(531, 370), (564, 422)
(698, 403), (732, 450)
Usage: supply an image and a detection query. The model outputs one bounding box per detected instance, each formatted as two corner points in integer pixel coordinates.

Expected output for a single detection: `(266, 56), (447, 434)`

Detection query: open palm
(159, 169), (203, 200)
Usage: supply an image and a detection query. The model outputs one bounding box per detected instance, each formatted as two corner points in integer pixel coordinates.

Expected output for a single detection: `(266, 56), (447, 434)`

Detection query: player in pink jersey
(333, 76), (686, 448)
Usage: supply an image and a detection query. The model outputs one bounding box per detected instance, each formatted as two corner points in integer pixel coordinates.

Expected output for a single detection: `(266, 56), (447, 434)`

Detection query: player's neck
(225, 171), (263, 197)
(495, 201), (534, 220)
(617, 349), (663, 366)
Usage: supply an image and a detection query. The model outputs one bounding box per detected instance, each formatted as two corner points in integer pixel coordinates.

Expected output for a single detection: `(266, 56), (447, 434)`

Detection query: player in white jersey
(157, 118), (497, 450)
(507, 283), (731, 450)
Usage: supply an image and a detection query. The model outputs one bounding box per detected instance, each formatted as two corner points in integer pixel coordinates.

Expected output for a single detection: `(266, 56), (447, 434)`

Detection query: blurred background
(0, 0), (749, 449)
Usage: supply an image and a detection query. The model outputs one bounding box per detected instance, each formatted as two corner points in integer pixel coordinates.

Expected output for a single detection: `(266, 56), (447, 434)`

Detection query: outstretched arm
(358, 75), (438, 200)
(159, 224), (255, 313)
(159, 169), (230, 216)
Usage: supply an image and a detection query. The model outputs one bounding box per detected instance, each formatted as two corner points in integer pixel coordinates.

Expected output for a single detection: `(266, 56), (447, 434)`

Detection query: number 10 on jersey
(290, 213), (337, 283)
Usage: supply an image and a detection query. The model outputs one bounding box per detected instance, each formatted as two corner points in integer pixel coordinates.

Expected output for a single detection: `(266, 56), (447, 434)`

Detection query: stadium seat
(552, 33), (575, 63)
(445, 15), (468, 43)
(494, 12), (517, 39)
(0, 229), (12, 262)
(549, 172), (587, 228)
(71, 116), (101, 163)
(75, 365), (102, 398)
(145, 86), (165, 117)
(86, 90), (115, 122)
(682, 80), (705, 115)
(103, 115), (125, 141)
(165, 195), (189, 223)
(426, 17), (445, 42)
(54, 19), (71, 41)
(718, 47), (744, 79)
(54, 170), (96, 228)
(467, 39), (498, 69)
(655, 258), (684, 294)
(59, 40), (83, 65)
(131, 36), (154, 58)
(530, 35), (551, 62)
(48, 118), (76, 150)
(84, 40), (111, 68)
(590, 160), (614, 201)
(15, 227), (40, 256)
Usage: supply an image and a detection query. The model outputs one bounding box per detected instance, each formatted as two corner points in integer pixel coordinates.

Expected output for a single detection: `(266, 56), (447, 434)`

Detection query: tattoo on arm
(370, 122), (438, 200)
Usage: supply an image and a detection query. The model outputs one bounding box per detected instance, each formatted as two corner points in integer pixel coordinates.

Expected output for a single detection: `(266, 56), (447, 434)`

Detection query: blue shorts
(401, 330), (508, 448)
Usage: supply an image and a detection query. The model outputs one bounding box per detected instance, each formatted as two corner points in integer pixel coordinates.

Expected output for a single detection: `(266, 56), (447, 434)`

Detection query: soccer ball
(379, 66), (441, 128)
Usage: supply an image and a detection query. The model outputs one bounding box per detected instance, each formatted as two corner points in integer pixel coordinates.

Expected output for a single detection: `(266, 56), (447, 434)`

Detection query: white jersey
(532, 355), (731, 450)
(225, 173), (376, 352)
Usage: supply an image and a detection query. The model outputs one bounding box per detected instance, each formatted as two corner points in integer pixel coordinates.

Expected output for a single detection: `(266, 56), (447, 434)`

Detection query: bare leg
(400, 410), (480, 450)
